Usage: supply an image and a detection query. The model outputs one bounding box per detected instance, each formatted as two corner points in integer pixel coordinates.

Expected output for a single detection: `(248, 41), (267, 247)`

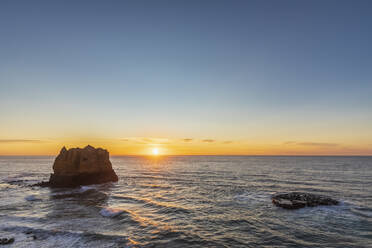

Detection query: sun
(152, 148), (159, 155)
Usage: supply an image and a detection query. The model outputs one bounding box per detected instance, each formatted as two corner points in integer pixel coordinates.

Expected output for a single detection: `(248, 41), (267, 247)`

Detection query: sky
(0, 0), (372, 155)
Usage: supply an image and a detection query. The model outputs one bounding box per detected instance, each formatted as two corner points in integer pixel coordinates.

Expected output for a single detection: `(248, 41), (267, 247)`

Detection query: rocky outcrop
(0, 237), (14, 245)
(38, 145), (118, 187)
(272, 192), (339, 209)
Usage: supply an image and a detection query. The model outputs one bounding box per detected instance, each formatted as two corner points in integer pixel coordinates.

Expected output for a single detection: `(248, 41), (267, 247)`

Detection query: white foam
(25, 195), (41, 201)
(234, 192), (270, 204)
(99, 207), (125, 217)
(50, 191), (73, 196)
(79, 185), (96, 193)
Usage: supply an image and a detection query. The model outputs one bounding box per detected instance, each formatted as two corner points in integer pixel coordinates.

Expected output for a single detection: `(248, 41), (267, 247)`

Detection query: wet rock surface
(272, 192), (339, 209)
(35, 145), (118, 187)
(0, 237), (14, 245)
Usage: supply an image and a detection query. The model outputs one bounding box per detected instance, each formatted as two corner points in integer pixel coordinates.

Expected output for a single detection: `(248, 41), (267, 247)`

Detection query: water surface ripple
(0, 156), (371, 247)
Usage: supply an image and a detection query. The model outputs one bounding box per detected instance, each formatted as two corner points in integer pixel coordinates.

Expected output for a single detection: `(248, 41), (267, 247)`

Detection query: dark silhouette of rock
(0, 237), (14, 245)
(36, 145), (118, 187)
(272, 192), (339, 209)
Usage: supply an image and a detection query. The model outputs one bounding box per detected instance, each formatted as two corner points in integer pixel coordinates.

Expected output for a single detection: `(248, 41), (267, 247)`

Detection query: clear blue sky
(0, 0), (371, 155)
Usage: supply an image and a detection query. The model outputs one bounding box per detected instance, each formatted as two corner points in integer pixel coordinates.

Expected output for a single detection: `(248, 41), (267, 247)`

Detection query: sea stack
(46, 145), (118, 187)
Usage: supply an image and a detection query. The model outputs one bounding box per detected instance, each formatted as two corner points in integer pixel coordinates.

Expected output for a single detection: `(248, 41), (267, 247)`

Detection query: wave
(137, 183), (172, 189)
(3, 173), (49, 187)
(79, 185), (98, 193)
(0, 182), (18, 190)
(25, 195), (42, 201)
(99, 207), (126, 217)
(0, 225), (129, 248)
(112, 194), (191, 214)
(50, 190), (95, 199)
(350, 206), (372, 219)
(233, 191), (274, 205)
(145, 229), (220, 247)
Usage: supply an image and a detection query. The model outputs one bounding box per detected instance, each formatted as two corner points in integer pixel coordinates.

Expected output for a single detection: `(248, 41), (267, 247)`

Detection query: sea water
(0, 156), (371, 247)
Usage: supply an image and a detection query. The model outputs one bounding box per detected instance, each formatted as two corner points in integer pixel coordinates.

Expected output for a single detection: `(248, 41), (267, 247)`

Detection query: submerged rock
(36, 145), (118, 187)
(272, 192), (339, 209)
(0, 237), (14, 245)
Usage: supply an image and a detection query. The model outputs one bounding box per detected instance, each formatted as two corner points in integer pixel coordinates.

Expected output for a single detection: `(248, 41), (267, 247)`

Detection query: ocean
(0, 156), (371, 247)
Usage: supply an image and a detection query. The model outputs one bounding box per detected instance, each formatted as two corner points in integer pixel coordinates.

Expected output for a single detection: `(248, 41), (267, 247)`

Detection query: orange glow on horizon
(0, 137), (371, 156)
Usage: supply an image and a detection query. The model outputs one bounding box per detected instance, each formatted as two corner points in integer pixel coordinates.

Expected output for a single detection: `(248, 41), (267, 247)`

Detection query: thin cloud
(202, 139), (215, 143)
(284, 141), (339, 147)
(120, 137), (172, 144)
(141, 138), (153, 143)
(0, 139), (45, 143)
(142, 137), (171, 144)
(298, 142), (339, 147)
(183, 138), (193, 142)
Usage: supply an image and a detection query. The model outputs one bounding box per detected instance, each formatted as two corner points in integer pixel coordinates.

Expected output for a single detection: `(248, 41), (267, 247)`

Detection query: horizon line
(0, 154), (371, 157)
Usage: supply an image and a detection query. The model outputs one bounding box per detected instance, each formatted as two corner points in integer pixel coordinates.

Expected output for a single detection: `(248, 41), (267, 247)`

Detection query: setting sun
(152, 148), (159, 155)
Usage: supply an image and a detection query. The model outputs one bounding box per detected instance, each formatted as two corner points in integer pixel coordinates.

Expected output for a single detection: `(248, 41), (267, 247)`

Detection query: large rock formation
(41, 145), (118, 187)
(272, 192), (339, 209)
